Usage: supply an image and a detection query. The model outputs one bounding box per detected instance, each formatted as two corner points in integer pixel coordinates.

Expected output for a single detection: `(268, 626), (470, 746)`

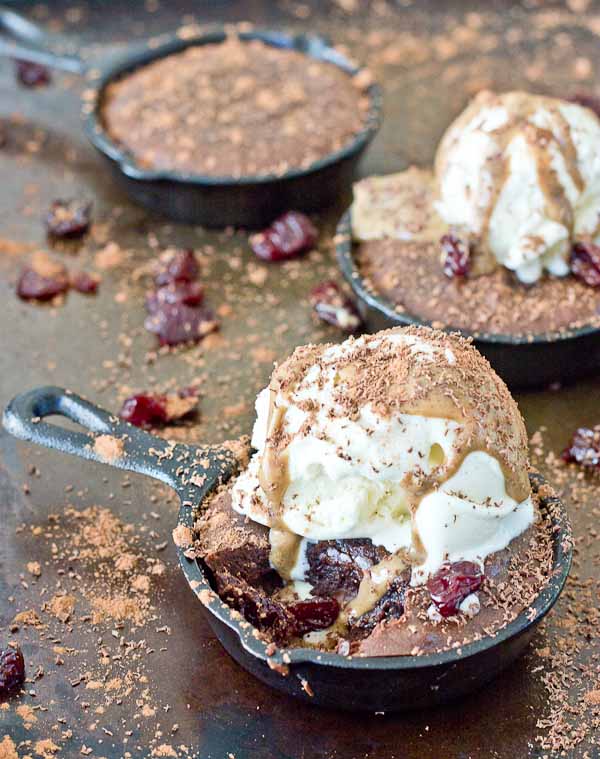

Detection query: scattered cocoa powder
(46, 593), (76, 623)
(92, 434), (124, 462)
(16, 703), (37, 727)
(26, 561), (41, 577)
(171, 524), (193, 548)
(11, 609), (43, 629)
(0, 735), (19, 759)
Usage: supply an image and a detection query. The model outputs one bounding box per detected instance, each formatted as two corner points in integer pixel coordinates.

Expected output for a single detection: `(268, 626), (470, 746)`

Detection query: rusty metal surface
(1, 1), (600, 757)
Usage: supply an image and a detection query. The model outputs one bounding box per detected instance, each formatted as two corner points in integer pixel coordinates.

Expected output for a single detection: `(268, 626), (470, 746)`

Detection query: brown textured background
(0, 1), (599, 757)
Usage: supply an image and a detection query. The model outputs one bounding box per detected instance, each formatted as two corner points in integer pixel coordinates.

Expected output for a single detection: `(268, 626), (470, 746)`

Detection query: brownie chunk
(306, 538), (388, 601)
(348, 575), (409, 640)
(195, 489), (274, 587)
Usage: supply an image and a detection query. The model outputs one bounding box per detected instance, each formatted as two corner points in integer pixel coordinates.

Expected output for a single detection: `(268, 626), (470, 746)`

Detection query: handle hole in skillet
(34, 414), (91, 434)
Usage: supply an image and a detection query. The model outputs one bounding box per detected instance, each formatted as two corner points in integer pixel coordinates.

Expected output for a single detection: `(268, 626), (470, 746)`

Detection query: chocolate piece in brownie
(306, 538), (389, 601)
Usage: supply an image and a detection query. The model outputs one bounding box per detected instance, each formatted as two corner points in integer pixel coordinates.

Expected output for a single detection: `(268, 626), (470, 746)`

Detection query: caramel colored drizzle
(344, 553), (407, 620)
(268, 528), (302, 580)
(258, 386), (290, 520)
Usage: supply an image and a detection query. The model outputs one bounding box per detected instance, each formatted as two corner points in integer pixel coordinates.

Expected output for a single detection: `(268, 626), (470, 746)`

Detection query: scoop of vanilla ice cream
(231, 326), (534, 582)
(435, 90), (600, 283)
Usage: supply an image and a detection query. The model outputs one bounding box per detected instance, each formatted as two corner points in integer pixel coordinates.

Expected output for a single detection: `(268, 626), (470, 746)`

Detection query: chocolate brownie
(101, 36), (373, 178)
(357, 237), (600, 336)
(191, 474), (558, 656)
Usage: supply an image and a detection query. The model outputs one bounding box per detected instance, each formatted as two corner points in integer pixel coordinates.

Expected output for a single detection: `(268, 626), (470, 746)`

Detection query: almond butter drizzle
(258, 386), (290, 519)
(344, 553), (407, 620)
(268, 528), (301, 581)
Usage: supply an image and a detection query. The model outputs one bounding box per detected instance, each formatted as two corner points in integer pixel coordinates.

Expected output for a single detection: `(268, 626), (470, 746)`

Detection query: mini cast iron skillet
(3, 386), (572, 711)
(0, 7), (381, 227)
(336, 210), (600, 389)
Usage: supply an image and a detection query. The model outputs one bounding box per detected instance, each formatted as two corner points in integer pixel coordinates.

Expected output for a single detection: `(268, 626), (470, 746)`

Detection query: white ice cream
(435, 91), (600, 283)
(231, 330), (534, 583)
(411, 450), (534, 583)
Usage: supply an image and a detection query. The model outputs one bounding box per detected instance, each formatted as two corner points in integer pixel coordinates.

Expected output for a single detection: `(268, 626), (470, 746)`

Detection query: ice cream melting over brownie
(232, 326), (534, 585)
(353, 90), (600, 284)
(435, 90), (600, 282)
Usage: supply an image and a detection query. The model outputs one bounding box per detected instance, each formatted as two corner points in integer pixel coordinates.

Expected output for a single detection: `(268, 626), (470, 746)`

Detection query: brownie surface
(101, 37), (371, 178)
(357, 238), (600, 336)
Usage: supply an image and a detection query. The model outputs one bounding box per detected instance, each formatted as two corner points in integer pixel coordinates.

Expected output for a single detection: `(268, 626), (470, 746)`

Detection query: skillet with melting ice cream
(2, 328), (572, 710)
(338, 91), (600, 388)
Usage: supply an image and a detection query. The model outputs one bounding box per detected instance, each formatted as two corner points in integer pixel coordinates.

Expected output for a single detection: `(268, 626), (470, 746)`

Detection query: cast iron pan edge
(336, 210), (600, 389)
(3, 387), (572, 711)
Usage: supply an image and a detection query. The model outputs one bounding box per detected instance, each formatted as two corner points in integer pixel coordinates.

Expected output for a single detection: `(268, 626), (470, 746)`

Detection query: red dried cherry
(309, 280), (363, 332)
(0, 646), (25, 695)
(120, 390), (198, 428)
(146, 281), (204, 313)
(144, 303), (218, 346)
(14, 59), (51, 87)
(155, 249), (199, 286)
(251, 211), (317, 262)
(288, 597), (340, 634)
(17, 254), (69, 301)
(46, 200), (92, 238)
(427, 561), (483, 617)
(120, 394), (169, 428)
(571, 242), (600, 287)
(562, 425), (600, 468)
(441, 234), (470, 278)
(70, 271), (99, 294)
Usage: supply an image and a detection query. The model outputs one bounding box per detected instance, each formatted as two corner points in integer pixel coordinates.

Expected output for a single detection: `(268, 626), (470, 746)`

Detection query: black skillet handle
(0, 6), (86, 74)
(2, 386), (238, 507)
(292, 32), (332, 55)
